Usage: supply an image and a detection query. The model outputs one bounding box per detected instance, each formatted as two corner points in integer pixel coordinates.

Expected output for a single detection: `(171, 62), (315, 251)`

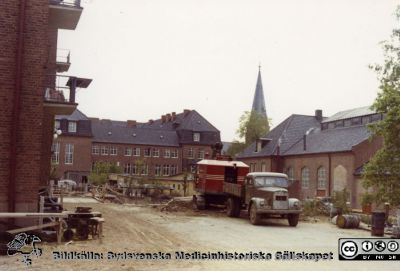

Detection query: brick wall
(0, 0), (50, 216)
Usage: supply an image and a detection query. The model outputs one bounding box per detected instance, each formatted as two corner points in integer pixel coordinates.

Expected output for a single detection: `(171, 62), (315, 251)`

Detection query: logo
(374, 241), (386, 252)
(7, 233), (42, 266)
(362, 241), (373, 252)
(341, 241), (358, 258)
(387, 241), (399, 252)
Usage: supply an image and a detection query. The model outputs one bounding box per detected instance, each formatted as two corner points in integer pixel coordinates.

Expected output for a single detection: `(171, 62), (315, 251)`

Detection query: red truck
(193, 157), (301, 226)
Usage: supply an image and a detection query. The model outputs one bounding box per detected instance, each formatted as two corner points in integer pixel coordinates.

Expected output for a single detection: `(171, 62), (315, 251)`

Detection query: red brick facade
(1, 1), (88, 221)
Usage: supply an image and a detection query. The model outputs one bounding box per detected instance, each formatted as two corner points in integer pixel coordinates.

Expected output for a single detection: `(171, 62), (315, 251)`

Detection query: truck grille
(275, 195), (287, 201)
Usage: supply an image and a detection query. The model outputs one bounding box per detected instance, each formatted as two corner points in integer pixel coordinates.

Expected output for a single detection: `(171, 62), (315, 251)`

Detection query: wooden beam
(0, 212), (68, 218)
(6, 221), (59, 234)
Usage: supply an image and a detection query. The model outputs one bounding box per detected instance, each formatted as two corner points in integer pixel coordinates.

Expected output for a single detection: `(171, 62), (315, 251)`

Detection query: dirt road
(0, 200), (398, 271)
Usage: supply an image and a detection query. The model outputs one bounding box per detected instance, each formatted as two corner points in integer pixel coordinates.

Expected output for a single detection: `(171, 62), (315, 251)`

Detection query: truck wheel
(226, 198), (240, 217)
(249, 203), (261, 225)
(193, 196), (205, 210)
(288, 214), (299, 227)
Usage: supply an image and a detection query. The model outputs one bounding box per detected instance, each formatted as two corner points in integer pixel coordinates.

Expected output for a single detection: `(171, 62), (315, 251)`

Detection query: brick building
(237, 107), (383, 208)
(0, 0), (91, 219)
(52, 109), (221, 194)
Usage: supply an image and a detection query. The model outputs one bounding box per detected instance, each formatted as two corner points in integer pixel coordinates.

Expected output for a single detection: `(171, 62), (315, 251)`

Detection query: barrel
(371, 211), (385, 236)
(336, 215), (360, 229)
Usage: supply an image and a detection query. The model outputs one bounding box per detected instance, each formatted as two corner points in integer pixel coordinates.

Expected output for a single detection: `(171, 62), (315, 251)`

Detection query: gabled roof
(322, 106), (374, 123)
(56, 109), (89, 121)
(237, 114), (321, 158)
(91, 119), (179, 147)
(283, 125), (371, 155)
(140, 110), (219, 132)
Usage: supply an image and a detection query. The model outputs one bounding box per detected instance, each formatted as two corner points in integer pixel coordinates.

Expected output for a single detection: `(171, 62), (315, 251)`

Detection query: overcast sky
(59, 0), (398, 141)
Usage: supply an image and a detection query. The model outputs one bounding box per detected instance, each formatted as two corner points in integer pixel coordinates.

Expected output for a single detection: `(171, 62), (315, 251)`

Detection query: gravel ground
(0, 199), (398, 271)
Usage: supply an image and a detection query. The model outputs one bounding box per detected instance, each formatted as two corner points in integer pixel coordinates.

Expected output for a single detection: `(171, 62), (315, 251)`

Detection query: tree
(237, 111), (270, 145)
(363, 7), (400, 207)
(89, 161), (122, 185)
(226, 111), (270, 157)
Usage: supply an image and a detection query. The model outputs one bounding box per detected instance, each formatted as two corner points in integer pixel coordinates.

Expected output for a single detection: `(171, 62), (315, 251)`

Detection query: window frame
(68, 121), (77, 133)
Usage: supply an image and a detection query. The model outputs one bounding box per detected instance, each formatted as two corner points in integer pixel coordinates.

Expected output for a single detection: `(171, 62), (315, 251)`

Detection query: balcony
(43, 74), (92, 115)
(49, 0), (83, 30)
(56, 49), (70, 73)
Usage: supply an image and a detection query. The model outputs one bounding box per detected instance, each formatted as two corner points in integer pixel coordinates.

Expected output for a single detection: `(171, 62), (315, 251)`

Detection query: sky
(59, 0), (399, 142)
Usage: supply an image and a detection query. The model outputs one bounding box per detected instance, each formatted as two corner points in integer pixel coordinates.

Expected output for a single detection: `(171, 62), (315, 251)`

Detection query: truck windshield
(254, 176), (289, 188)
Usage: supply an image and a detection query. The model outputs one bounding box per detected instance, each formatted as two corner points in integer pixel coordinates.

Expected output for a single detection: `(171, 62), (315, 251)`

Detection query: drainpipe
(9, 0), (27, 213)
(328, 153), (332, 197)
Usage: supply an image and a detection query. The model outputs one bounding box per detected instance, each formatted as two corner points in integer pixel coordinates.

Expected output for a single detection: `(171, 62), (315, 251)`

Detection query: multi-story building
(0, 0), (91, 222)
(53, 109), (221, 195)
(238, 107), (383, 208)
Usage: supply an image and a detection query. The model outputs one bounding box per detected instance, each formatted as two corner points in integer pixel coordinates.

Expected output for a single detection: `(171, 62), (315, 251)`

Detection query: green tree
(363, 7), (400, 207)
(237, 111), (270, 145)
(226, 111), (270, 157)
(89, 161), (122, 185)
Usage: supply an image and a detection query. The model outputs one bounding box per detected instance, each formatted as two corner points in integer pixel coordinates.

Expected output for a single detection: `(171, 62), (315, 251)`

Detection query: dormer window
(193, 132), (200, 142)
(68, 121), (77, 133)
(256, 141), (262, 152)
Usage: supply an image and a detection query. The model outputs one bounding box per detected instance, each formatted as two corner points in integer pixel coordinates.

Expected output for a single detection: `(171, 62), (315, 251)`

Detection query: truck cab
(224, 172), (301, 226)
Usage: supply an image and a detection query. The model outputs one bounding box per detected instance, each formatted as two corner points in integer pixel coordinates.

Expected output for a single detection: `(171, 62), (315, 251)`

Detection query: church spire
(251, 66), (267, 118)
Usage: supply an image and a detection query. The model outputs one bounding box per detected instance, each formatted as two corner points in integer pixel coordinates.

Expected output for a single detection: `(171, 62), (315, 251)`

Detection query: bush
(332, 188), (350, 214)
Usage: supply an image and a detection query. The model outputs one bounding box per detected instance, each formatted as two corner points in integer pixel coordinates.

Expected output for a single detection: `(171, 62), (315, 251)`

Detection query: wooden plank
(7, 221), (59, 234)
(0, 212), (68, 218)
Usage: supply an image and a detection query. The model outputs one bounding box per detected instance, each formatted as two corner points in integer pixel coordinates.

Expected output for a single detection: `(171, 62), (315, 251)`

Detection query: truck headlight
(259, 200), (265, 207)
(293, 201), (299, 209)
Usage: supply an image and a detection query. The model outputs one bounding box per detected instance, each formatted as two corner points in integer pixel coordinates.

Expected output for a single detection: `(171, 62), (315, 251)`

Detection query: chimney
(161, 115), (166, 123)
(127, 120), (137, 128)
(171, 112), (176, 121)
(315, 109), (323, 122)
(166, 113), (171, 122)
(183, 109), (191, 116)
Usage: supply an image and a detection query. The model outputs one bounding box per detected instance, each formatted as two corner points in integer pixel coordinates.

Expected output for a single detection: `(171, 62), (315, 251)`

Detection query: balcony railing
(44, 74), (92, 104)
(56, 49), (70, 65)
(56, 49), (71, 72)
(44, 75), (76, 104)
(49, 0), (81, 8)
(48, 0), (83, 30)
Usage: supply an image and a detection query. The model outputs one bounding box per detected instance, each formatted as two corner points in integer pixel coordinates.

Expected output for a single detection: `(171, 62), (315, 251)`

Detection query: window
(193, 132), (200, 142)
(178, 184), (181, 190)
(317, 167), (327, 189)
(188, 148), (194, 158)
(328, 122), (335, 129)
(344, 119), (351, 127)
(351, 117), (361, 125)
(65, 143), (74, 165)
(301, 167), (310, 189)
(155, 165), (162, 176)
(152, 148), (160, 157)
(164, 149), (170, 158)
(335, 120), (344, 128)
(124, 147), (132, 156)
(51, 142), (60, 164)
(144, 148), (151, 157)
(141, 164), (148, 175)
(92, 145), (99, 155)
(198, 149), (205, 159)
(101, 146), (109, 155)
(170, 165), (177, 175)
(68, 121), (77, 133)
(370, 113), (382, 122)
(261, 163), (266, 172)
(163, 165), (170, 176)
(54, 120), (60, 130)
(132, 164), (138, 175)
(133, 147), (140, 156)
(124, 163), (132, 174)
(110, 146), (117, 156)
(362, 116), (370, 124)
(250, 163), (256, 172)
(171, 149), (178, 158)
(286, 167), (294, 181)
